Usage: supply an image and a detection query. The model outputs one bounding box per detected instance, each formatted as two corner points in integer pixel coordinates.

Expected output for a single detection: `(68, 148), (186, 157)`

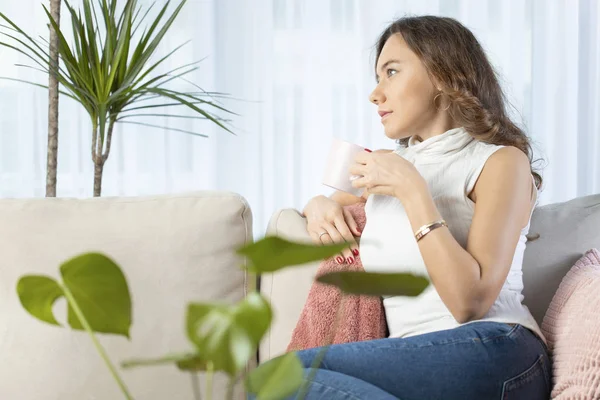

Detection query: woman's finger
(320, 222), (344, 244)
(342, 208), (362, 237)
(308, 230), (323, 246)
(320, 222), (347, 264)
(351, 175), (370, 189)
(333, 216), (358, 262)
(363, 185), (384, 196)
(333, 216), (356, 244)
(354, 151), (371, 164)
(348, 163), (366, 176)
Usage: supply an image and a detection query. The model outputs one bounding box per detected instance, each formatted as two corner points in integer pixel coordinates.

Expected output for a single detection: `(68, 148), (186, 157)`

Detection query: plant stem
(190, 373), (202, 400)
(93, 161), (104, 197)
(226, 376), (235, 400)
(295, 294), (347, 400)
(205, 361), (214, 400)
(46, 0), (61, 198)
(61, 284), (134, 400)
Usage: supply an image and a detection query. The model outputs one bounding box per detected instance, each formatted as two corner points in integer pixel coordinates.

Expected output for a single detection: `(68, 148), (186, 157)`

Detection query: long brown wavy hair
(375, 16), (543, 189)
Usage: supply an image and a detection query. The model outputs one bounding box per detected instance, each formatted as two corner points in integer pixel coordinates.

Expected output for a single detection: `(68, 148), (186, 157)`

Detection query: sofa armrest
(258, 209), (320, 362)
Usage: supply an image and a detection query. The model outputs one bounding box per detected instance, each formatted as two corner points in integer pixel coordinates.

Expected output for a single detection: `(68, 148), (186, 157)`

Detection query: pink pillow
(542, 248), (600, 399)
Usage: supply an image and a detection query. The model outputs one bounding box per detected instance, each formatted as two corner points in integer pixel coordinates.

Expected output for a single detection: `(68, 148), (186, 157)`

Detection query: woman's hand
(349, 151), (426, 201)
(303, 195), (360, 264)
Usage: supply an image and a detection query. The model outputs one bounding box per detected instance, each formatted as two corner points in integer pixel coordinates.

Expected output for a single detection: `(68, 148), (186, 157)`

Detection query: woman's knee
(295, 368), (398, 400)
(294, 348), (321, 368)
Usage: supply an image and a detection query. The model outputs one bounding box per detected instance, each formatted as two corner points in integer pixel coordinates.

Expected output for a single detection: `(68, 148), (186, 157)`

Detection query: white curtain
(1, 0), (599, 238)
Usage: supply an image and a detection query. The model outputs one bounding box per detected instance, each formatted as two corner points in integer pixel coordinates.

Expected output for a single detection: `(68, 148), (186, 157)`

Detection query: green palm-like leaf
(0, 0), (235, 153)
(116, 121), (209, 137)
(0, 77), (80, 101)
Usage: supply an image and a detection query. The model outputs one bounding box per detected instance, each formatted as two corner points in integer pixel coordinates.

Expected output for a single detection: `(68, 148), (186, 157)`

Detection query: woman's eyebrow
(375, 59), (402, 79)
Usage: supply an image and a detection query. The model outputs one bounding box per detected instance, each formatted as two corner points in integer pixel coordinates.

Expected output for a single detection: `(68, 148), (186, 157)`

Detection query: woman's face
(370, 34), (441, 140)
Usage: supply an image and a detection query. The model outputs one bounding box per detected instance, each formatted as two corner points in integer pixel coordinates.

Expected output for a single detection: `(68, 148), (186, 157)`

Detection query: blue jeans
(252, 322), (552, 400)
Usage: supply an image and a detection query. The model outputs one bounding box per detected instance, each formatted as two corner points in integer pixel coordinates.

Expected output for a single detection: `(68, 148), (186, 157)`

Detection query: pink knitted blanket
(287, 202), (388, 352)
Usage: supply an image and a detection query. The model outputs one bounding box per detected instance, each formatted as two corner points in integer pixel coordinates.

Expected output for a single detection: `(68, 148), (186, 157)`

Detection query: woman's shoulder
(462, 143), (530, 198)
(470, 145), (532, 195)
(470, 140), (528, 166)
(484, 146), (530, 172)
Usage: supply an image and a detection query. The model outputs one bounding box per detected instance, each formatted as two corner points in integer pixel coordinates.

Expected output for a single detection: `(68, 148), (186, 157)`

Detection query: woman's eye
(387, 68), (397, 77)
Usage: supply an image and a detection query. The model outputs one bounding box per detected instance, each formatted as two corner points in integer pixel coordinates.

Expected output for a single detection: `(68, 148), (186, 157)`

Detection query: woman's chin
(383, 127), (411, 141)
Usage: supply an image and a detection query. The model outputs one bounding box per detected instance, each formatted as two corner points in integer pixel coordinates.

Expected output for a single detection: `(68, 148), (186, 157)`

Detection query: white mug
(322, 138), (371, 196)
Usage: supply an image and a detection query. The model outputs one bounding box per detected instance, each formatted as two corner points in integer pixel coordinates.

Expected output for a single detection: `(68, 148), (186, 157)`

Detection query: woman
(296, 16), (551, 400)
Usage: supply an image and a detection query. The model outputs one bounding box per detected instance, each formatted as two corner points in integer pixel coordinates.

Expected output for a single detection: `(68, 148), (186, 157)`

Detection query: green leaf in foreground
(238, 236), (349, 273)
(16, 253), (132, 338)
(17, 275), (64, 326)
(61, 253), (132, 338)
(186, 292), (272, 376)
(246, 352), (304, 400)
(121, 352), (206, 371)
(316, 271), (429, 296)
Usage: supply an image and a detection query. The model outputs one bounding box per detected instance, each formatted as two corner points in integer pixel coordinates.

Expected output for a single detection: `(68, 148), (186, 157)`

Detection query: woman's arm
(329, 190), (367, 206)
(402, 146), (535, 323)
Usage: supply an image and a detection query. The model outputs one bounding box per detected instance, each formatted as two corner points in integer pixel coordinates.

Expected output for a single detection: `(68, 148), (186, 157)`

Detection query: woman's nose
(369, 87), (385, 105)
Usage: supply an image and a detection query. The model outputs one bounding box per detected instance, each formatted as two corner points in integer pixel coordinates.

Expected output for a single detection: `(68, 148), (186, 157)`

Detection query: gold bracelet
(414, 219), (448, 242)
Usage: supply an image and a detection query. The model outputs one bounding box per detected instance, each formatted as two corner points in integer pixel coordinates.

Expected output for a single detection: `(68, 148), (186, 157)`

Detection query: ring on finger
(318, 231), (330, 239)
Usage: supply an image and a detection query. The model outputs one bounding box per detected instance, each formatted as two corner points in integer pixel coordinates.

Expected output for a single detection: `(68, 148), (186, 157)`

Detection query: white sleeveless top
(359, 127), (545, 342)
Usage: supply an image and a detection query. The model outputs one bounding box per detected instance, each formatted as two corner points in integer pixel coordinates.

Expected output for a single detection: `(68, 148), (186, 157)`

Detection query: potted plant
(0, 0), (234, 197)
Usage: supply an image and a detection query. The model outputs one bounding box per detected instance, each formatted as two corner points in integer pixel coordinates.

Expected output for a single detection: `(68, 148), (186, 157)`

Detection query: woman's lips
(379, 111), (392, 121)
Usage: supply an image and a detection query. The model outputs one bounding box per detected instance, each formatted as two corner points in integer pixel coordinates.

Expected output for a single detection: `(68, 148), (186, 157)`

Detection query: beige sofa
(1, 190), (599, 399)
(0, 192), (254, 400)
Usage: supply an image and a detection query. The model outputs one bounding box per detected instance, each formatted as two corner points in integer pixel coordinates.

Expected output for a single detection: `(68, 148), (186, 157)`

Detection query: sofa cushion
(523, 194), (600, 325)
(541, 249), (600, 399)
(0, 191), (253, 400)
